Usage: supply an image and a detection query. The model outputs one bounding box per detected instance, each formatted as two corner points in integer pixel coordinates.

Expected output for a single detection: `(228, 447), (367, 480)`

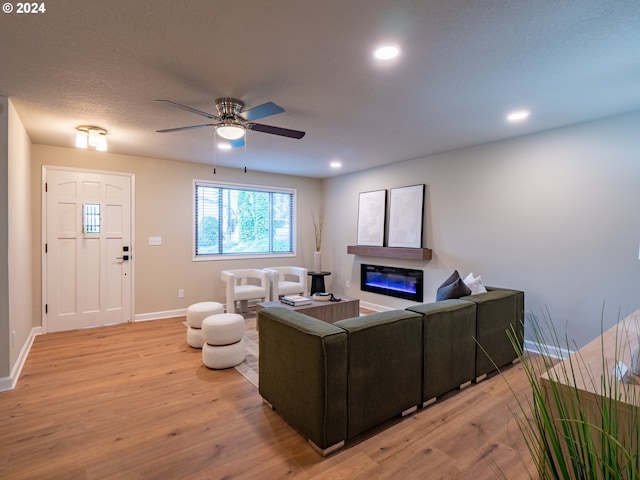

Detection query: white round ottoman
(186, 302), (224, 328)
(202, 339), (247, 369)
(201, 313), (246, 369)
(186, 326), (205, 349)
(201, 313), (245, 345)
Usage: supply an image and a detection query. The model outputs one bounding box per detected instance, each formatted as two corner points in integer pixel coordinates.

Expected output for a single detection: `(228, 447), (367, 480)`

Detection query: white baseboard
(134, 308), (188, 322)
(523, 339), (573, 359)
(0, 326), (44, 392)
(358, 304), (574, 360)
(359, 300), (394, 313)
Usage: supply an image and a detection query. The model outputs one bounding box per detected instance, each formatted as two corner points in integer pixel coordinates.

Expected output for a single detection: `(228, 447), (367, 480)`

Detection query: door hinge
(45, 304), (48, 314)
(45, 182), (48, 192)
(45, 243), (47, 253)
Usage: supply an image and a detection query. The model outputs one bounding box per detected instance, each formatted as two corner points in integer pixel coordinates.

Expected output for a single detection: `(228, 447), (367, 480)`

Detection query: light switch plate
(149, 236), (162, 246)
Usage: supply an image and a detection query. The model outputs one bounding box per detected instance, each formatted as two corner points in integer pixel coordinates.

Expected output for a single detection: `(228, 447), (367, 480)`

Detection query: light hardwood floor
(0, 316), (536, 479)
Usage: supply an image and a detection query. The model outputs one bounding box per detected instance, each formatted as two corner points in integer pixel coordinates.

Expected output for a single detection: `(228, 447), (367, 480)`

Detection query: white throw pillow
(463, 272), (488, 295)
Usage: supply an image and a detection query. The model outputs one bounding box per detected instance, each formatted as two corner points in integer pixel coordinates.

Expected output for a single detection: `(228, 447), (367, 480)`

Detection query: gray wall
(323, 111), (640, 348)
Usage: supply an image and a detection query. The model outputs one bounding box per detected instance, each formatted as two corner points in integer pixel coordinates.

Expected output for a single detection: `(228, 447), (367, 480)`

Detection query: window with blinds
(194, 181), (295, 259)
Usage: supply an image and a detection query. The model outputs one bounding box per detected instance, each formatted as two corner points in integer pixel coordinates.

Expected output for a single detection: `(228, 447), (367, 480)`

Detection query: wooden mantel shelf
(347, 245), (432, 260)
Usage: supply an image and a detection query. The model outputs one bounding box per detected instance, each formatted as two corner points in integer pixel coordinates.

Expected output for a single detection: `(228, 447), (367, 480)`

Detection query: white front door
(44, 168), (133, 332)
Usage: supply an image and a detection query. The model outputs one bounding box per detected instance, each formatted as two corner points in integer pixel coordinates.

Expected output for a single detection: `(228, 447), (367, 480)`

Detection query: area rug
(234, 315), (259, 388)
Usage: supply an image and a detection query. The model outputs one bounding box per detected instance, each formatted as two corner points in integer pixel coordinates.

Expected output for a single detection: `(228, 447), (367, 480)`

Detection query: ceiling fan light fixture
(216, 123), (245, 140)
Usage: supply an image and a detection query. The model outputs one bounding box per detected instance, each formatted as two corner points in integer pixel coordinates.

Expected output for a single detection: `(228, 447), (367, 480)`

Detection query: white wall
(0, 97), (33, 388)
(0, 96), (9, 380)
(324, 111), (640, 348)
(8, 100), (33, 370)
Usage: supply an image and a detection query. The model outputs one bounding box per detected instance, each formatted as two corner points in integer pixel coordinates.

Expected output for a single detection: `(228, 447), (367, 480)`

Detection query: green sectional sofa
(333, 311), (423, 439)
(405, 299), (477, 405)
(460, 287), (525, 380)
(258, 287), (524, 455)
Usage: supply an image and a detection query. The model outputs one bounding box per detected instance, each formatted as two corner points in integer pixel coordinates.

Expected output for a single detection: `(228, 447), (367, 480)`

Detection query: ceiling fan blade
(156, 99), (220, 120)
(156, 124), (216, 133)
(248, 123), (306, 139)
(239, 102), (284, 121)
(229, 137), (245, 148)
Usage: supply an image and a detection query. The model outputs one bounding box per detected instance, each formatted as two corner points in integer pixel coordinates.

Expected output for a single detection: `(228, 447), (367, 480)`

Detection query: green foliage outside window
(195, 182), (294, 257)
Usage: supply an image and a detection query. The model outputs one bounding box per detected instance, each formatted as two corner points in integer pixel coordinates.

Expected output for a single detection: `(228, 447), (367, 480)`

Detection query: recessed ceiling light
(507, 110), (530, 122)
(217, 143), (232, 150)
(330, 161), (342, 169)
(374, 45), (400, 60)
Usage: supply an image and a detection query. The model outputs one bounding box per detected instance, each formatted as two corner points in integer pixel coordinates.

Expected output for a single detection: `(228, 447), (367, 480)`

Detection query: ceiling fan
(155, 97), (305, 147)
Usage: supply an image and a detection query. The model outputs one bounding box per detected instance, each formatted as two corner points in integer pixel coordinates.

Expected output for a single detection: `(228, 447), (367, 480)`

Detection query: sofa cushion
(406, 300), (477, 402)
(459, 288), (524, 376)
(334, 310), (423, 438)
(436, 270), (472, 301)
(258, 307), (348, 449)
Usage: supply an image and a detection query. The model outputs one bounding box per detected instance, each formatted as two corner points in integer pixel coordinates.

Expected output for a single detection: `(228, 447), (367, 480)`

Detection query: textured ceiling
(1, 0), (639, 178)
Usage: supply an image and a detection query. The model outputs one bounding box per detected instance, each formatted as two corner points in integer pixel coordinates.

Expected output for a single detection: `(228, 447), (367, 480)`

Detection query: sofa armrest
(258, 307), (348, 451)
(406, 299), (476, 403)
(334, 310), (423, 438)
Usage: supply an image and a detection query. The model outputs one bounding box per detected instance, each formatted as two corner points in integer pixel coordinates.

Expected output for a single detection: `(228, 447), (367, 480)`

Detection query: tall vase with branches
(312, 209), (324, 272)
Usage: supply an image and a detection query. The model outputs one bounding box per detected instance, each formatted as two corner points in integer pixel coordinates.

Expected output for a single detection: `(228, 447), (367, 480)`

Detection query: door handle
(116, 255), (130, 261)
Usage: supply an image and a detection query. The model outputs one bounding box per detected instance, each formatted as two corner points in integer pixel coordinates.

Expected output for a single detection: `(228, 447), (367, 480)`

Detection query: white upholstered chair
(264, 266), (308, 299)
(221, 269), (270, 313)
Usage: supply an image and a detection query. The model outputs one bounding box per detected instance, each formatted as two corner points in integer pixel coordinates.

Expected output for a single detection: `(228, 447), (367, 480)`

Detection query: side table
(308, 271), (331, 294)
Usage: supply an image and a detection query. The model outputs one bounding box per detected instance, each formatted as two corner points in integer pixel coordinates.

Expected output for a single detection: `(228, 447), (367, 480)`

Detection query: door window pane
(83, 203), (101, 233)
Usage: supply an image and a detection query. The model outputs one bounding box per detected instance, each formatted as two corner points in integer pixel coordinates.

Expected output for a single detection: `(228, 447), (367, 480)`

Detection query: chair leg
(226, 298), (236, 313)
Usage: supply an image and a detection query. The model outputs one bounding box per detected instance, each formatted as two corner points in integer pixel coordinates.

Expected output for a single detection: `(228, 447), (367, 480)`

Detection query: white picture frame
(388, 184), (424, 248)
(356, 190), (386, 246)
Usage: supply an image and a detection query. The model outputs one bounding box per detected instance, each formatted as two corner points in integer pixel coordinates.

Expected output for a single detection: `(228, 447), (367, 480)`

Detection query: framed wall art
(356, 189), (386, 246)
(388, 184), (424, 248)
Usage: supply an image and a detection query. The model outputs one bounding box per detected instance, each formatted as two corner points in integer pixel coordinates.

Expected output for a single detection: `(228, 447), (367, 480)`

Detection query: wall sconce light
(75, 126), (108, 151)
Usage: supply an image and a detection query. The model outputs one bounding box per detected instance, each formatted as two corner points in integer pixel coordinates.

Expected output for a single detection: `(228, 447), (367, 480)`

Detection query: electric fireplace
(360, 264), (424, 302)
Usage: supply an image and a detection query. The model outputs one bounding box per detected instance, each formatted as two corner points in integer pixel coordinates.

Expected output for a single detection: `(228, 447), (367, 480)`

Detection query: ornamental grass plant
(495, 307), (640, 480)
